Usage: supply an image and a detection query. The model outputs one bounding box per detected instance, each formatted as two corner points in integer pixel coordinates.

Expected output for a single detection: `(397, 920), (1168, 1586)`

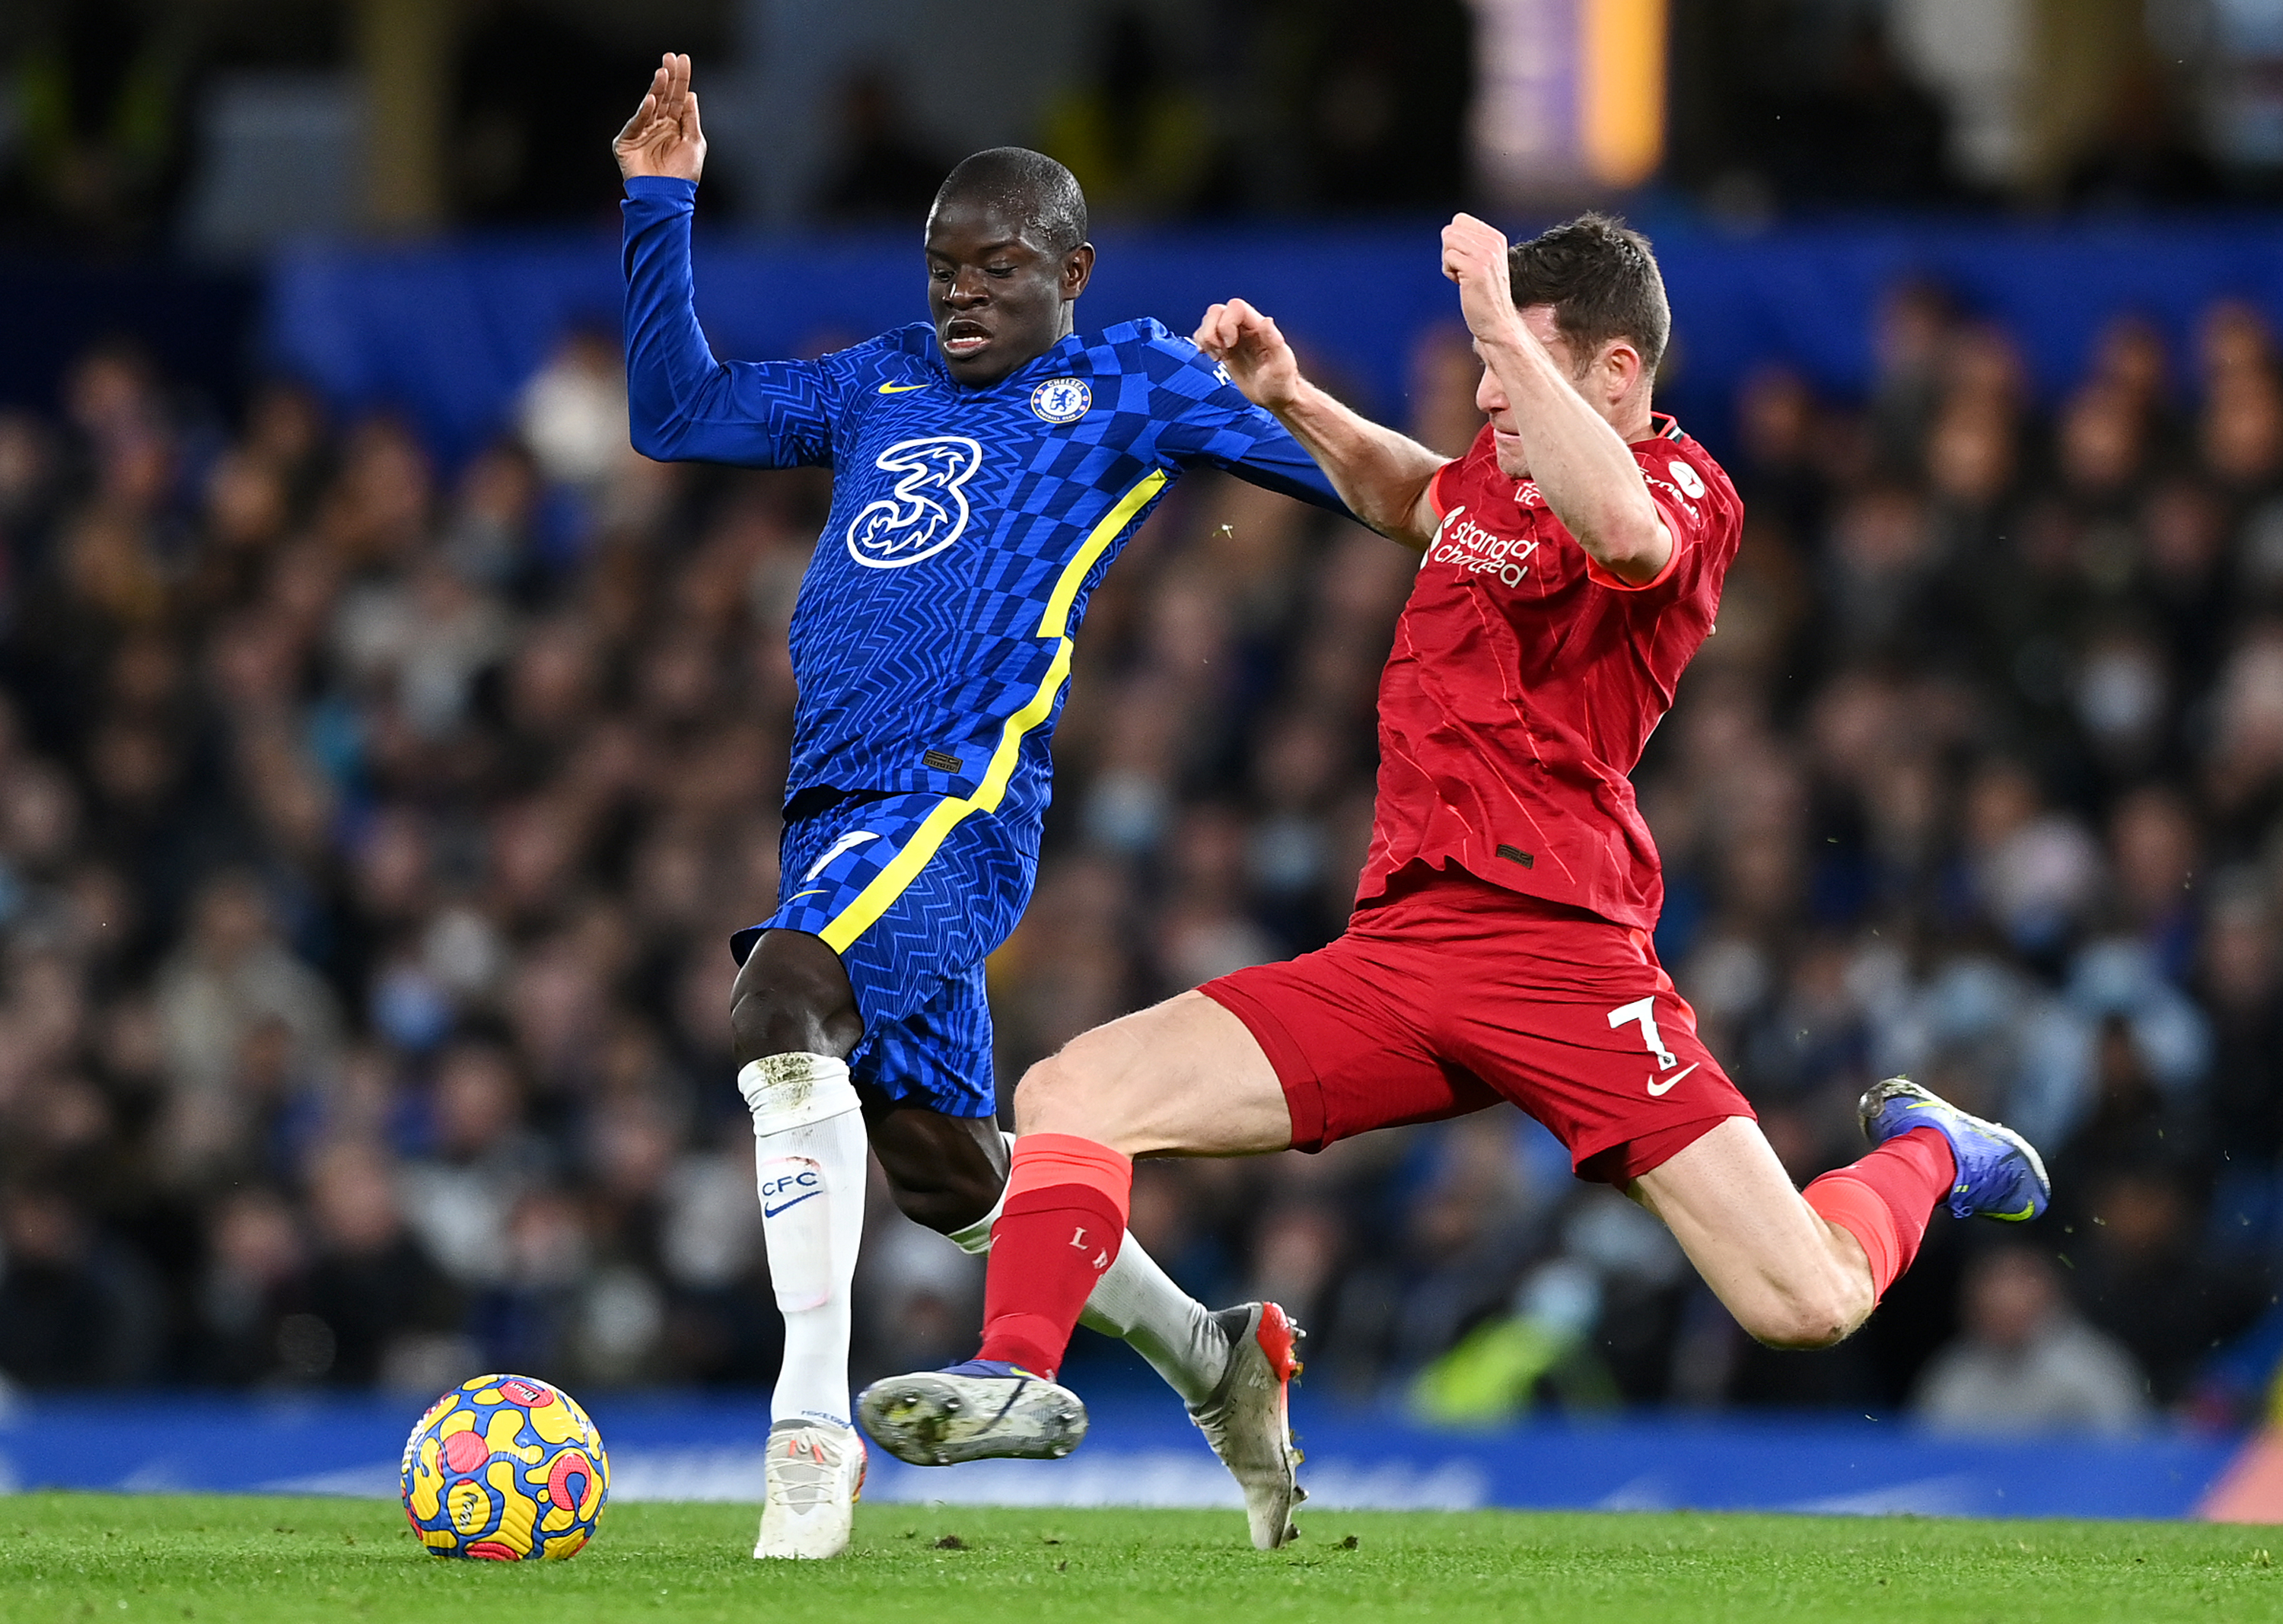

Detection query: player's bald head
(930, 148), (1089, 258)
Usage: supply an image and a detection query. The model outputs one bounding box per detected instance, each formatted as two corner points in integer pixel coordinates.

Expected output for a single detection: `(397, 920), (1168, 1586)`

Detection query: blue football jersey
(622, 176), (1348, 826)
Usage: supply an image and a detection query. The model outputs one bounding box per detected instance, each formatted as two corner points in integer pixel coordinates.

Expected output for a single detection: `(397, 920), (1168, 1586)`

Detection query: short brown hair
(1508, 213), (1670, 378)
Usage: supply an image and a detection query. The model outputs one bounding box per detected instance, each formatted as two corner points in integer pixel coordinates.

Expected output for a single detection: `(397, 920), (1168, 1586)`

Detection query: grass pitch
(1, 1493), (2277, 1622)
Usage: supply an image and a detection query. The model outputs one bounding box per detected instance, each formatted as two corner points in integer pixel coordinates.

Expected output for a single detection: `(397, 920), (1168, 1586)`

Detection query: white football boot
(1189, 1302), (1306, 1549)
(857, 1360), (1089, 1464)
(753, 1419), (866, 1559)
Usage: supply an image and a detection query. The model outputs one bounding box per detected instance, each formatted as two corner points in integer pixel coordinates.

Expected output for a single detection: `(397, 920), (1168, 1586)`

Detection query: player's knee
(1011, 1042), (1118, 1135)
(728, 938), (860, 1065)
(1741, 1279), (1864, 1351)
(729, 985), (814, 1064)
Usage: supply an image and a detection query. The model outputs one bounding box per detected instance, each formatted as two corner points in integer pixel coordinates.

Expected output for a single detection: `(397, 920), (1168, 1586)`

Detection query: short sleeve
(1581, 444), (1715, 594)
(1427, 457), (1462, 521)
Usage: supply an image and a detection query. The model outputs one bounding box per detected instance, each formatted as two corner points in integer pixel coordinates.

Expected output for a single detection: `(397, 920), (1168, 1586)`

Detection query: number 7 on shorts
(1608, 995), (1678, 1070)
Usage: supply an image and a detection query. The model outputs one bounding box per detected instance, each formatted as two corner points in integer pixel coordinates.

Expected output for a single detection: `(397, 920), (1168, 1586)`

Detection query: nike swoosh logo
(1647, 1062), (1699, 1097)
(878, 381), (928, 393)
(802, 829), (880, 881)
(763, 1190), (824, 1218)
(1992, 1199), (2038, 1221)
(787, 888), (829, 903)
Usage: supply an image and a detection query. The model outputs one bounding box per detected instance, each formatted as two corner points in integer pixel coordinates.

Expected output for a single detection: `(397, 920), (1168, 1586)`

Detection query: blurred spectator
(2069, 1166), (2269, 1406)
(191, 1186), (309, 1384)
(0, 1184), (161, 1384)
(298, 1142), (465, 1390)
(398, 1041), (549, 1288)
(1914, 1247), (2147, 1435)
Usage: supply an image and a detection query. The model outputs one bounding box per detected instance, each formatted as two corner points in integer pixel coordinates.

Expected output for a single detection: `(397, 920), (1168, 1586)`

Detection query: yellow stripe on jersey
(817, 470), (1168, 954)
(1036, 470), (1167, 639)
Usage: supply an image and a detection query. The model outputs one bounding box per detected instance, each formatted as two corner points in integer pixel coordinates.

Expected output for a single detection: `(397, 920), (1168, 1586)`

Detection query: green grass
(1, 1494), (2278, 1622)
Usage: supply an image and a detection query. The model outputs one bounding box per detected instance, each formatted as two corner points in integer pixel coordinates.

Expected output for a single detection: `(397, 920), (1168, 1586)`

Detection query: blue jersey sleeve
(621, 177), (845, 468)
(1141, 330), (1352, 517)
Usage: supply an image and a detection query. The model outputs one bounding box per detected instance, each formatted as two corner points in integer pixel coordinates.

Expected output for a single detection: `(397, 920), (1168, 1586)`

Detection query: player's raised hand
(1193, 299), (1301, 409)
(1442, 213), (1520, 345)
(614, 53), (706, 183)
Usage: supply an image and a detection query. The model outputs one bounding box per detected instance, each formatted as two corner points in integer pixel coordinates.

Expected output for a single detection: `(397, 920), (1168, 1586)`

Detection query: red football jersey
(1356, 414), (1743, 928)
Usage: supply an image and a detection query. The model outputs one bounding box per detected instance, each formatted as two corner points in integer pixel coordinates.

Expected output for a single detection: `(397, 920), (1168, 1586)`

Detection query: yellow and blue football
(400, 1374), (610, 1561)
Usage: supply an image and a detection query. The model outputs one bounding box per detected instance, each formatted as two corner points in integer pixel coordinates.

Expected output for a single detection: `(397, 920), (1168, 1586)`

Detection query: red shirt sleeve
(1426, 455), (1462, 521)
(1581, 443), (1715, 594)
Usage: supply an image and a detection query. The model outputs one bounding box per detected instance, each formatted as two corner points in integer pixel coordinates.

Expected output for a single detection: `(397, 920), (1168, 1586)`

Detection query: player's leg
(921, 1120), (1236, 1409)
(1632, 1081), (2050, 1348)
(861, 940), (1486, 1548)
(861, 1089), (1008, 1233)
(1626, 1116), (1883, 1346)
(861, 975), (1269, 1463)
(935, 943), (1479, 1374)
(843, 876), (1242, 1410)
(1447, 881), (2047, 1352)
(733, 788), (1018, 1559)
(858, 990), (1296, 1515)
(966, 989), (1296, 1377)
(724, 926), (871, 1559)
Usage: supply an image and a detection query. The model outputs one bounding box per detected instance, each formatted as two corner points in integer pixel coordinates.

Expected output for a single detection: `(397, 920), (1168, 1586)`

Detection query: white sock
(949, 1134), (1227, 1406)
(742, 1052), (867, 1430)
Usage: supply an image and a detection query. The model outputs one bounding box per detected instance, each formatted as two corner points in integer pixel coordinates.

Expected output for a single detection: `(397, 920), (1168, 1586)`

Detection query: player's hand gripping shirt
(622, 176), (1348, 825)
(1360, 416), (1744, 928)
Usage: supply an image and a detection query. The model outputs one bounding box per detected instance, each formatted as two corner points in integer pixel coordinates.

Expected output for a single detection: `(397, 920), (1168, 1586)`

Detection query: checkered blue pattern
(731, 793), (1040, 1118)
(626, 177), (1345, 829)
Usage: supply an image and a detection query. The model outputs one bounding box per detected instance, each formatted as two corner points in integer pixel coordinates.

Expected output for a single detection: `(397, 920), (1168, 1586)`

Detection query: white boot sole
(858, 1371), (1088, 1466)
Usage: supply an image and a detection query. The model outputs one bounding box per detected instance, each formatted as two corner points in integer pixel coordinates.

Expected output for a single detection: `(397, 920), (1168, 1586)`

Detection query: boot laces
(770, 1430), (847, 1510)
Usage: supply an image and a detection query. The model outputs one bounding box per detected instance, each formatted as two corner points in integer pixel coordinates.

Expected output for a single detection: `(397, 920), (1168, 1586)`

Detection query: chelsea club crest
(1030, 377), (1092, 424)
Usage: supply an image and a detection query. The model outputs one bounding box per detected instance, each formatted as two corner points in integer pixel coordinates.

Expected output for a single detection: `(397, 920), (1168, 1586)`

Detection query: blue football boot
(1858, 1077), (2050, 1222)
(857, 1359), (1088, 1466)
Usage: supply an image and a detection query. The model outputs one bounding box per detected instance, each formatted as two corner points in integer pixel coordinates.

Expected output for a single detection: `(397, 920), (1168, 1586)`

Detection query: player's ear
(1603, 340), (1642, 406)
(1062, 243), (1096, 302)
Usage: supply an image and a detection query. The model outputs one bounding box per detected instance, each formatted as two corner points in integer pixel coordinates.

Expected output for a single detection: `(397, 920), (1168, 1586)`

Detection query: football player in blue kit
(615, 56), (1348, 1557)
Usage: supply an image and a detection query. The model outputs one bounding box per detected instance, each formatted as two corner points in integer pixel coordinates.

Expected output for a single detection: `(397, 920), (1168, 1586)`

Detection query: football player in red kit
(859, 212), (2049, 1546)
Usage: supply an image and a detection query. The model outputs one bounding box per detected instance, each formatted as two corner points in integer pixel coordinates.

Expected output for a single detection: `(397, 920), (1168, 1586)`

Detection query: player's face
(924, 197), (1095, 387)
(1476, 307), (1598, 476)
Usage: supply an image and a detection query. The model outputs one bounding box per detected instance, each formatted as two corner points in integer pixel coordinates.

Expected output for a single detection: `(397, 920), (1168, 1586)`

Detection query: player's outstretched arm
(1194, 299), (1445, 549)
(1442, 214), (1669, 584)
(615, 52), (706, 183)
(619, 55), (836, 469)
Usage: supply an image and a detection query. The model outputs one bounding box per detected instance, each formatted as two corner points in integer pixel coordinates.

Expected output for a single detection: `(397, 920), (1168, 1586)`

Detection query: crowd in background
(0, 275), (2281, 1435)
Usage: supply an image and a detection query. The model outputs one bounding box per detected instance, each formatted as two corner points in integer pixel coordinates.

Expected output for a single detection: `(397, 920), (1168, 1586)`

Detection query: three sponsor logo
(843, 378), (1093, 568)
(845, 437), (984, 568)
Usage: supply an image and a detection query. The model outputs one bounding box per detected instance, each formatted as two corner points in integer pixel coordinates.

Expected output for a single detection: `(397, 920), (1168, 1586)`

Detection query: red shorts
(1201, 863), (1753, 1185)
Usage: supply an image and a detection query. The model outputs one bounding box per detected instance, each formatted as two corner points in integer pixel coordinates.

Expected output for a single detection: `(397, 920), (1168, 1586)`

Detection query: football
(399, 1374), (610, 1561)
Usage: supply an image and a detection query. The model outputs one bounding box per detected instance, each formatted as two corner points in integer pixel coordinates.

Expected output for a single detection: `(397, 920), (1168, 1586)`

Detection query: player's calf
(865, 1102), (1008, 1234)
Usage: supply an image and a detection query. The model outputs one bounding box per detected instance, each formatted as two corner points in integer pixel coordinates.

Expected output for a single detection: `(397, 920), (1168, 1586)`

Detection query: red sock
(976, 1133), (1132, 1380)
(1801, 1126), (1954, 1298)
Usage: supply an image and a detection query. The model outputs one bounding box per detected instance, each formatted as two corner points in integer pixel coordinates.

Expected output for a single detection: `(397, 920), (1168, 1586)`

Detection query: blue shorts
(732, 791), (1039, 1119)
